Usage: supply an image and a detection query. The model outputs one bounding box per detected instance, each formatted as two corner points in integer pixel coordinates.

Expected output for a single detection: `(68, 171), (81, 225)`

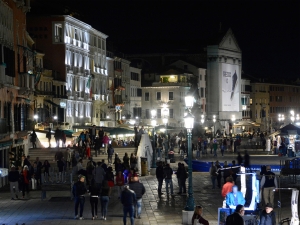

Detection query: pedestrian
(129, 176), (145, 219)
(191, 205), (209, 225)
(209, 139), (213, 154)
(46, 128), (52, 148)
(61, 131), (66, 147)
(121, 185), (136, 225)
(107, 144), (114, 164)
(90, 125), (96, 146)
(130, 153), (137, 169)
(226, 185), (245, 213)
(103, 133), (109, 155)
(223, 161), (230, 183)
(222, 177), (234, 199)
(33, 157), (42, 185)
(244, 150), (251, 171)
(260, 165), (278, 206)
(163, 163), (174, 196)
(237, 152), (243, 165)
(213, 141), (218, 157)
(156, 161), (164, 197)
(123, 152), (130, 168)
(42, 160), (51, 182)
(215, 161), (222, 188)
(30, 130), (37, 148)
(225, 204), (245, 225)
(105, 167), (114, 196)
(220, 144), (225, 156)
(8, 166), (19, 200)
(177, 163), (187, 194)
(72, 175), (87, 220)
(86, 141), (91, 158)
(100, 180), (110, 220)
(93, 161), (105, 193)
(231, 160), (238, 184)
(54, 128), (61, 148)
(89, 180), (99, 220)
(209, 162), (217, 189)
(116, 170), (125, 198)
(20, 165), (30, 198)
(94, 136), (101, 156)
(260, 203), (276, 225)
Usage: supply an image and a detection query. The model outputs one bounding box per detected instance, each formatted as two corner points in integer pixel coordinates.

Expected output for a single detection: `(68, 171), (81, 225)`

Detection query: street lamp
(184, 93), (195, 212)
(213, 115), (216, 137)
(151, 109), (157, 170)
(54, 115), (58, 127)
(291, 110), (295, 123)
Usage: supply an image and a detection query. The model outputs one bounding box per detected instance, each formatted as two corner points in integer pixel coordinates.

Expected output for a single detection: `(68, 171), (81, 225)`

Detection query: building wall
(241, 79), (251, 120)
(207, 29), (242, 122)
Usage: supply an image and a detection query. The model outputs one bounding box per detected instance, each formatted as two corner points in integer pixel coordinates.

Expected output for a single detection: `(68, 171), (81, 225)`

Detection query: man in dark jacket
(225, 204), (245, 225)
(260, 203), (276, 225)
(129, 176), (146, 219)
(72, 175), (87, 220)
(163, 163), (174, 195)
(176, 163), (187, 194)
(8, 166), (19, 200)
(156, 161), (164, 197)
(121, 185), (136, 225)
(93, 162), (106, 193)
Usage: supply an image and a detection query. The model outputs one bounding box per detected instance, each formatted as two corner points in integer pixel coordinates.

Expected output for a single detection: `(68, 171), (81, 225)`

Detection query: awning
(44, 99), (59, 107)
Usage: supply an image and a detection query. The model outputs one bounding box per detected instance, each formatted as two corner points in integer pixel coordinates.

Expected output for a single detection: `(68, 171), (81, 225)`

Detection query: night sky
(30, 0), (300, 79)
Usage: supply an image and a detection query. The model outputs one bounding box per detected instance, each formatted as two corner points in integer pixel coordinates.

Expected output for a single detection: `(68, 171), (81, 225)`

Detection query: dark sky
(30, 0), (300, 79)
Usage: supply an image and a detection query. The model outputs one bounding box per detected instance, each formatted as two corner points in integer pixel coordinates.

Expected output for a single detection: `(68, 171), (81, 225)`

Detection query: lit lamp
(34, 114), (38, 123)
(213, 115), (216, 137)
(151, 109), (157, 170)
(201, 115), (204, 124)
(291, 110), (295, 123)
(54, 115), (58, 127)
(231, 115), (236, 122)
(184, 93), (195, 212)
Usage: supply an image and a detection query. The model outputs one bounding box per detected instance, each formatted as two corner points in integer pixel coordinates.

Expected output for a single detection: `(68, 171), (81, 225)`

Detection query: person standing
(260, 203), (276, 225)
(46, 128), (52, 148)
(116, 170), (125, 198)
(72, 175), (87, 220)
(191, 205), (209, 225)
(156, 161), (164, 197)
(213, 141), (218, 157)
(237, 152), (243, 165)
(30, 130), (37, 149)
(215, 161), (222, 188)
(103, 133), (110, 156)
(54, 128), (61, 148)
(163, 163), (174, 196)
(20, 165), (31, 198)
(8, 166), (19, 200)
(121, 185), (136, 225)
(94, 137), (101, 157)
(129, 176), (145, 219)
(209, 162), (217, 189)
(130, 153), (137, 169)
(100, 180), (110, 220)
(90, 125), (96, 146)
(223, 161), (230, 183)
(261, 165), (278, 206)
(89, 181), (99, 220)
(225, 205), (245, 225)
(177, 163), (187, 194)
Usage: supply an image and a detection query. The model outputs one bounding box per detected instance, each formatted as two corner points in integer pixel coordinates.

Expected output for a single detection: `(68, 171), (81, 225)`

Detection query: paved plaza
(0, 145), (297, 225)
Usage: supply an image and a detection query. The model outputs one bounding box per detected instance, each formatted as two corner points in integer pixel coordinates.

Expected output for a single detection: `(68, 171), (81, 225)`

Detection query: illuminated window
(54, 23), (63, 43)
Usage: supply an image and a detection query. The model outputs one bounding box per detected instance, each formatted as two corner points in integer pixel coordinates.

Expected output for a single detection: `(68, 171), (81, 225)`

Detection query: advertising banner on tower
(221, 63), (240, 111)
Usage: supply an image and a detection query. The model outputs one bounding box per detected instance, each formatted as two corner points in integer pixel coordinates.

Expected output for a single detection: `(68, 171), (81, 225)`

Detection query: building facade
(27, 15), (109, 127)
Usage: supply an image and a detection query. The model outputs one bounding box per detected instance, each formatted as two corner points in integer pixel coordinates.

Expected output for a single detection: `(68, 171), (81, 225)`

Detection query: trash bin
(140, 157), (148, 176)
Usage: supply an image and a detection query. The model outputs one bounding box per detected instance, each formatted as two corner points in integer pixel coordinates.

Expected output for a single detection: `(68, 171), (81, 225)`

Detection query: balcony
(152, 82), (191, 87)
(35, 89), (53, 96)
(92, 94), (109, 105)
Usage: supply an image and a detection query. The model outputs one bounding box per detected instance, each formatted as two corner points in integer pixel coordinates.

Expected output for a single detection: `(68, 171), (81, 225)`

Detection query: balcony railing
(152, 82), (191, 87)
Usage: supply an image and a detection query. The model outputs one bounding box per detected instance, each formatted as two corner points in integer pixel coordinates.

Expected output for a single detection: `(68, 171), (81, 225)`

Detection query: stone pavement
(0, 168), (296, 225)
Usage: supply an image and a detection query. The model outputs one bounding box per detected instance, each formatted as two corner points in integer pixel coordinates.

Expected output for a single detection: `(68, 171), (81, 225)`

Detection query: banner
(221, 63), (240, 111)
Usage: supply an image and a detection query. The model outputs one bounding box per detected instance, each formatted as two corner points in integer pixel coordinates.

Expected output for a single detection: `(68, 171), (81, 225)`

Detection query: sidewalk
(0, 171), (294, 225)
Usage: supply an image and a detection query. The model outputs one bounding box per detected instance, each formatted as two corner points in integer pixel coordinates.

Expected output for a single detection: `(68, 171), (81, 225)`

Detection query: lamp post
(151, 109), (157, 170)
(184, 94), (195, 211)
(213, 115), (216, 138)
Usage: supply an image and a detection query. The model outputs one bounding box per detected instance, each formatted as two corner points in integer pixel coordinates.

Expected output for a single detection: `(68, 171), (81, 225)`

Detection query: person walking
(261, 165), (278, 206)
(129, 176), (146, 219)
(116, 170), (125, 198)
(100, 180), (110, 220)
(163, 163), (174, 196)
(209, 162), (217, 189)
(8, 166), (19, 200)
(130, 153), (137, 169)
(177, 163), (187, 194)
(89, 180), (99, 220)
(121, 185), (136, 225)
(72, 175), (87, 220)
(30, 130), (37, 149)
(107, 144), (114, 164)
(260, 203), (276, 225)
(156, 161), (164, 197)
(225, 205), (245, 225)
